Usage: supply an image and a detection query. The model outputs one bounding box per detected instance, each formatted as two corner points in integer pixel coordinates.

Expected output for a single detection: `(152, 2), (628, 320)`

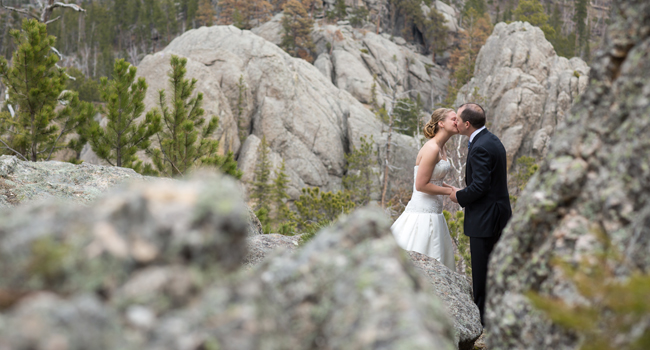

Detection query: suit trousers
(470, 234), (501, 325)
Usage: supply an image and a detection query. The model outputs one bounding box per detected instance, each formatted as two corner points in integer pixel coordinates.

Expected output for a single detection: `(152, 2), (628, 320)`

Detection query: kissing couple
(390, 103), (512, 325)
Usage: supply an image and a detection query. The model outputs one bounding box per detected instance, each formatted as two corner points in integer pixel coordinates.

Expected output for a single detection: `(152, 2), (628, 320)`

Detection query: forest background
(0, 0), (611, 271)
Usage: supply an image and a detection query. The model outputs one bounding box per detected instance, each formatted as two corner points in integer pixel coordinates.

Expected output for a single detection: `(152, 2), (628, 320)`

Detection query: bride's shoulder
(421, 139), (441, 154)
(417, 140), (442, 162)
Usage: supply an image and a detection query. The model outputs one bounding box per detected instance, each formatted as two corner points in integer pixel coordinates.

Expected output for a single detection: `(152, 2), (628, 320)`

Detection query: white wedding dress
(391, 159), (456, 271)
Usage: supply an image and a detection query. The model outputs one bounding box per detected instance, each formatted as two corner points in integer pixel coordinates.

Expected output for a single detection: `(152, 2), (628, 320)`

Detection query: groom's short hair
(459, 103), (486, 129)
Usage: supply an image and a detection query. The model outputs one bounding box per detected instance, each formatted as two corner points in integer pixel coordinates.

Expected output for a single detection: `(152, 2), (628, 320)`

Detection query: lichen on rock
(486, 1), (650, 348)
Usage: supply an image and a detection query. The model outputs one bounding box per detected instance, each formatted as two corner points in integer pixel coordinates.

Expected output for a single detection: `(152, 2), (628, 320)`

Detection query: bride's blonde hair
(424, 108), (454, 139)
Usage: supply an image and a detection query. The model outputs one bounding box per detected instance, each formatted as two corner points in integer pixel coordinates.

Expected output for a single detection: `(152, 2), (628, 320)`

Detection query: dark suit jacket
(456, 129), (512, 238)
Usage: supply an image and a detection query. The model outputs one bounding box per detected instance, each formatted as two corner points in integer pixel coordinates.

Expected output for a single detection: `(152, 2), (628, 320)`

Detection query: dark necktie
(467, 140), (471, 149)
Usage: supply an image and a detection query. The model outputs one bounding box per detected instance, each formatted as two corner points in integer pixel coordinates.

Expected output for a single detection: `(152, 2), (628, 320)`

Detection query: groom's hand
(449, 188), (458, 203)
(443, 183), (460, 203)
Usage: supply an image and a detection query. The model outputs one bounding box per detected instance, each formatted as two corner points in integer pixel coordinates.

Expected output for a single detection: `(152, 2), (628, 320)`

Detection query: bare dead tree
(1, 0), (85, 25)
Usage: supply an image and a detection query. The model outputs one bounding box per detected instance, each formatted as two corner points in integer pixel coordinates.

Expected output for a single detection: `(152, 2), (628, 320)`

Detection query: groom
(447, 103), (511, 325)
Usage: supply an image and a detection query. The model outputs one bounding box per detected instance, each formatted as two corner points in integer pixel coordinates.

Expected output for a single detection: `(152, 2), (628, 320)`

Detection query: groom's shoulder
(485, 130), (508, 153)
(478, 130), (506, 151)
(476, 129), (497, 144)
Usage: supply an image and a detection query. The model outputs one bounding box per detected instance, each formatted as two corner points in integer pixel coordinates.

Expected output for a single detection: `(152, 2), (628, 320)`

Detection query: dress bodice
(413, 159), (451, 189)
(405, 159), (451, 214)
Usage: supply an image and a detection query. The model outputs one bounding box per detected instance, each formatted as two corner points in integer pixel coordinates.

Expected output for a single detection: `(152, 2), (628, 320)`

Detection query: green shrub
(444, 210), (471, 276)
(295, 187), (355, 234)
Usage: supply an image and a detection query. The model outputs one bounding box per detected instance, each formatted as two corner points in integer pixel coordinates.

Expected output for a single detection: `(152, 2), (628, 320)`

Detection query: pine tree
(65, 68), (101, 102)
(342, 135), (378, 206)
(249, 136), (273, 232)
(250, 136), (273, 211)
(0, 19), (92, 161)
(422, 7), (448, 58)
(280, 0), (316, 62)
(574, 0), (588, 58)
(301, 0), (322, 17)
(547, 3), (576, 58)
(514, 0), (555, 39)
(150, 55), (235, 178)
(334, 0), (347, 19)
(272, 159), (291, 221)
(584, 18), (591, 63)
(463, 0), (487, 17)
(393, 96), (423, 136)
(84, 59), (161, 173)
(218, 0), (273, 29)
(443, 8), (492, 107)
(196, 0), (215, 27)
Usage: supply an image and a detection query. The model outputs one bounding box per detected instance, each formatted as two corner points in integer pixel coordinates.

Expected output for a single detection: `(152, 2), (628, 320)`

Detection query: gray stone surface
(0, 155), (146, 207)
(0, 192), (459, 349)
(486, 1), (650, 348)
(311, 22), (448, 111)
(409, 251), (482, 350)
(454, 22), (590, 169)
(0, 156), (262, 236)
(134, 25), (419, 200)
(243, 233), (301, 267)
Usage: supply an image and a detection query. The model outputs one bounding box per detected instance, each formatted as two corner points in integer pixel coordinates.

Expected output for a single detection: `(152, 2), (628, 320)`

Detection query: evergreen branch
(0, 138), (27, 161)
(156, 133), (183, 177)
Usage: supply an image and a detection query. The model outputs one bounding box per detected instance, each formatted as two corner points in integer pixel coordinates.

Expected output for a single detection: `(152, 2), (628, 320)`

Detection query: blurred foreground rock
(487, 1), (650, 349)
(409, 251), (482, 350)
(244, 235), (482, 349)
(0, 167), (461, 349)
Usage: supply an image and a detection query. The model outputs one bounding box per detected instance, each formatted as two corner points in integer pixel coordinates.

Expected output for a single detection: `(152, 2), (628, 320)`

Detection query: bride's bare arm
(415, 144), (453, 196)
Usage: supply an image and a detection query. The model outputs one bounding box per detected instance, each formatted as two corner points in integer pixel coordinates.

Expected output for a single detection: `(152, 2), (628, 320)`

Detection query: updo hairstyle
(424, 108), (454, 139)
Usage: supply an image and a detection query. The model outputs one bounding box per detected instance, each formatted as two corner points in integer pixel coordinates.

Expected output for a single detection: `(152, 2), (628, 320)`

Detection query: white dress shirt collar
(469, 126), (486, 143)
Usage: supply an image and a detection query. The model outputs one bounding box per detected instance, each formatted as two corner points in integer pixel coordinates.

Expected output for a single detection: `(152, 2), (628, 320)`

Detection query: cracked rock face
(455, 21), (590, 169)
(310, 22), (448, 112)
(135, 26), (418, 200)
(486, 1), (650, 349)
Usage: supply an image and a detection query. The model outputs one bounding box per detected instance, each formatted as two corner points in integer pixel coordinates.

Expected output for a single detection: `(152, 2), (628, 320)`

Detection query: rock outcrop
(0, 170), (460, 349)
(0, 155), (145, 208)
(487, 1), (650, 348)
(135, 26), (419, 200)
(311, 22), (448, 111)
(254, 17), (449, 111)
(0, 155), (262, 236)
(454, 21), (590, 169)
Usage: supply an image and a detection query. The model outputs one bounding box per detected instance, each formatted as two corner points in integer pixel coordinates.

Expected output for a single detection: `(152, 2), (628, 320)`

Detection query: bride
(391, 108), (458, 271)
